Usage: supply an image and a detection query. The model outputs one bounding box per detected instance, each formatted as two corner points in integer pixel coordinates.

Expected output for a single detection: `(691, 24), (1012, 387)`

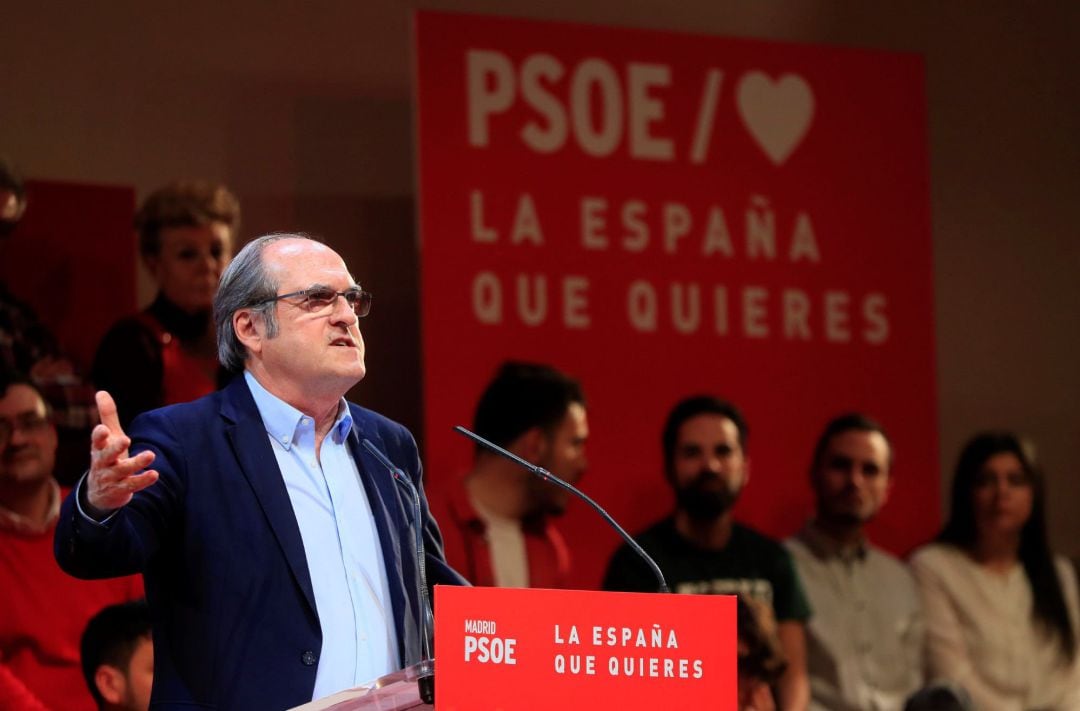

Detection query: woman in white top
(911, 432), (1080, 711)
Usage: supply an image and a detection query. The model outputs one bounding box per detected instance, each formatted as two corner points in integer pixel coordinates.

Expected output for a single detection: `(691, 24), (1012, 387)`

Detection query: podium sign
(434, 586), (735, 709)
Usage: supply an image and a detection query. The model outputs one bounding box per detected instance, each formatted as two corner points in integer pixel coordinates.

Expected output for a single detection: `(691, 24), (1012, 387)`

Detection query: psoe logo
(464, 618), (518, 665)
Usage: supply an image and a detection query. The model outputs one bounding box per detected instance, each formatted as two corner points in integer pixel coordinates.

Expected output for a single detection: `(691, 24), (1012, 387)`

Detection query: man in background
(81, 600), (153, 711)
(603, 395), (810, 711)
(785, 414), (924, 711)
(441, 361), (588, 588)
(0, 372), (141, 711)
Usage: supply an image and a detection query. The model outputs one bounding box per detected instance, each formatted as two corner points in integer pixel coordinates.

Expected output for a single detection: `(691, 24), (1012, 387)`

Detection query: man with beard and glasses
(785, 414), (924, 711)
(437, 361), (588, 589)
(603, 395), (811, 711)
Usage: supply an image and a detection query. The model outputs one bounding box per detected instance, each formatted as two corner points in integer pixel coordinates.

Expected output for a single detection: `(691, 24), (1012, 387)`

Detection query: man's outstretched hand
(86, 391), (159, 513)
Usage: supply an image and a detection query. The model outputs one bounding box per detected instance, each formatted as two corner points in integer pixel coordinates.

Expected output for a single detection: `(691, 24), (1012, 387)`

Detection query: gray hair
(214, 233), (314, 371)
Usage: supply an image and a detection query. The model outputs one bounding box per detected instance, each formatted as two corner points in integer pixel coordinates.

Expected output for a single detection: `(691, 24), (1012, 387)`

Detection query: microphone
(453, 425), (670, 594)
(361, 439), (436, 706)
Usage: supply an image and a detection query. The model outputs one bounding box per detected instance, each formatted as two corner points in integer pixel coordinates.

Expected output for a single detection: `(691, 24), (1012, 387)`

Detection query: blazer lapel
(347, 415), (419, 667)
(221, 378), (318, 618)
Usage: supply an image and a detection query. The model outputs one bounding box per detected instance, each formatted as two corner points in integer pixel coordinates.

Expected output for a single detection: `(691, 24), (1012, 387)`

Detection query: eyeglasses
(257, 286), (372, 318)
(0, 413), (52, 447)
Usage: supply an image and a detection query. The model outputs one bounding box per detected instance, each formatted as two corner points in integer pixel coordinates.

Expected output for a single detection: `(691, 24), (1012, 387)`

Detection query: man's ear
(516, 426), (547, 462)
(94, 664), (127, 705)
(233, 309), (264, 357)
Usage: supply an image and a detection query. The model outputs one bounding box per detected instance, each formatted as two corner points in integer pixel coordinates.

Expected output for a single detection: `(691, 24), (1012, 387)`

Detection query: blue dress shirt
(245, 372), (398, 700)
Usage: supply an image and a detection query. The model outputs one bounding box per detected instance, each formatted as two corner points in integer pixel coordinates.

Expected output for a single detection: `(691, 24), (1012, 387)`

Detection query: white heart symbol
(736, 72), (815, 165)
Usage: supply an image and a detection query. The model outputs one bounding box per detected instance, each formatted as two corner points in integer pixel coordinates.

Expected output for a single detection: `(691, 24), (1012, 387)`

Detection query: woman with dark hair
(910, 432), (1080, 710)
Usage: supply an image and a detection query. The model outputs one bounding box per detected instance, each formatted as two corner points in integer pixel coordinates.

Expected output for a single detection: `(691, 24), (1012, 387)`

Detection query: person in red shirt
(439, 362), (589, 589)
(0, 373), (141, 711)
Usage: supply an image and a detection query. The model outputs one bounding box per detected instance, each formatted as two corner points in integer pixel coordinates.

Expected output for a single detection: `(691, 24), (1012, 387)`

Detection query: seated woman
(910, 432), (1080, 710)
(92, 181), (238, 427)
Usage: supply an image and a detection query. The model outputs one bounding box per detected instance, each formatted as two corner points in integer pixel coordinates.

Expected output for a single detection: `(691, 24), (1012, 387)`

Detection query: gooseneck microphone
(453, 425), (670, 594)
(360, 439), (435, 706)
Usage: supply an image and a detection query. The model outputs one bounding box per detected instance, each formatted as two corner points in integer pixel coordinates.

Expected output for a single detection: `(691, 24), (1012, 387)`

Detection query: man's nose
(7, 424), (31, 447)
(329, 295), (358, 325)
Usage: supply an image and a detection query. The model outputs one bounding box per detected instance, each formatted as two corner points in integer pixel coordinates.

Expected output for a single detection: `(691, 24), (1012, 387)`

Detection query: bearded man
(602, 395), (811, 711)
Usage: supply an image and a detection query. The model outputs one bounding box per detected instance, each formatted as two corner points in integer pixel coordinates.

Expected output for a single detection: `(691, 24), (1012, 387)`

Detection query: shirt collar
(243, 371), (353, 449)
(0, 479), (60, 536)
(797, 519), (868, 562)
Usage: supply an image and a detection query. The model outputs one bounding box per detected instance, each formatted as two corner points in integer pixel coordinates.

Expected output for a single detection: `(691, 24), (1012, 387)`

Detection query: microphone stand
(361, 439), (436, 705)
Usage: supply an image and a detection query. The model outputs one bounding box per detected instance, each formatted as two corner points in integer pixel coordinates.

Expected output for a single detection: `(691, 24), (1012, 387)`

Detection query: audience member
(910, 431), (1080, 710)
(1, 158), (97, 483)
(440, 361), (588, 588)
(785, 414), (924, 710)
(737, 595), (788, 711)
(81, 600), (153, 711)
(93, 180), (239, 428)
(603, 395), (811, 710)
(0, 372), (141, 711)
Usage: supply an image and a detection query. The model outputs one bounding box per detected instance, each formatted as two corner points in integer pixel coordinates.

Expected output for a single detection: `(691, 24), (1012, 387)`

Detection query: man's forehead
(678, 413), (739, 442)
(0, 384), (47, 416)
(828, 429), (887, 452)
(265, 240), (354, 284)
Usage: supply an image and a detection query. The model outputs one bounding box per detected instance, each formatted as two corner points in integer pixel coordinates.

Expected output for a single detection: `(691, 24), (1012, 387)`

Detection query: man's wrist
(75, 473), (118, 524)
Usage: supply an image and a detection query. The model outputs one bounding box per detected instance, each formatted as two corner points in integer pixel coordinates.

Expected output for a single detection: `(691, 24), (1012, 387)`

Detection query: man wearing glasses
(56, 234), (464, 709)
(0, 373), (141, 711)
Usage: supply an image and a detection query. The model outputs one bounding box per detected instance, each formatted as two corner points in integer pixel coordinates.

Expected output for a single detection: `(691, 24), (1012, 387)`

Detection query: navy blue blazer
(55, 376), (465, 710)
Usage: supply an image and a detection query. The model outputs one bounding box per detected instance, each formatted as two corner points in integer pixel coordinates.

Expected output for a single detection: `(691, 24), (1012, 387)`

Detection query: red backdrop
(415, 11), (937, 590)
(1, 180), (136, 373)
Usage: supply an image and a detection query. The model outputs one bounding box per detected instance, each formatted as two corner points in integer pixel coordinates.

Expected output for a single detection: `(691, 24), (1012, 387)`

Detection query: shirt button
(281, 436), (289, 444)
(301, 650), (318, 666)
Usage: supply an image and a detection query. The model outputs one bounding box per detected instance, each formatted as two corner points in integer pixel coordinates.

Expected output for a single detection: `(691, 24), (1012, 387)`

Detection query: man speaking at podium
(56, 234), (464, 709)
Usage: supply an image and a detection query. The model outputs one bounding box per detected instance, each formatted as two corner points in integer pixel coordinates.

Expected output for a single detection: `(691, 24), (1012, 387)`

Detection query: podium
(288, 661), (434, 710)
(292, 586), (735, 710)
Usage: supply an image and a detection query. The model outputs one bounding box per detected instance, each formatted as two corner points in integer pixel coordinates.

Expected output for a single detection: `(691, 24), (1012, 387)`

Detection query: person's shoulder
(1053, 554), (1079, 587)
(633, 515), (677, 544)
(130, 386), (226, 430)
(910, 541), (955, 563)
(909, 541), (967, 577)
(100, 311), (160, 344)
(864, 542), (918, 583)
(732, 522), (787, 554)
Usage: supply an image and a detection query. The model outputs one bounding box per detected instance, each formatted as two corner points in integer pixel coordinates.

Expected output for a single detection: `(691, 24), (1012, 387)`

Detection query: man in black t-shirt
(603, 395), (811, 711)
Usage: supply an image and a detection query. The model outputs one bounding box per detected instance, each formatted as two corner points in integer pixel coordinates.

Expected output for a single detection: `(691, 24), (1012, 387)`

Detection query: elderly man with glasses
(55, 233), (465, 710)
(0, 373), (141, 711)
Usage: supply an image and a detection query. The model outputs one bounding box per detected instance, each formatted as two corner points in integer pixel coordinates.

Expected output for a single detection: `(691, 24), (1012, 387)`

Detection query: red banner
(415, 11), (937, 589)
(434, 586), (735, 709)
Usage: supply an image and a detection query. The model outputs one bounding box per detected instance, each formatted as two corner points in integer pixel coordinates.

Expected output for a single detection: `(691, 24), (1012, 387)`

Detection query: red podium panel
(435, 586), (735, 710)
